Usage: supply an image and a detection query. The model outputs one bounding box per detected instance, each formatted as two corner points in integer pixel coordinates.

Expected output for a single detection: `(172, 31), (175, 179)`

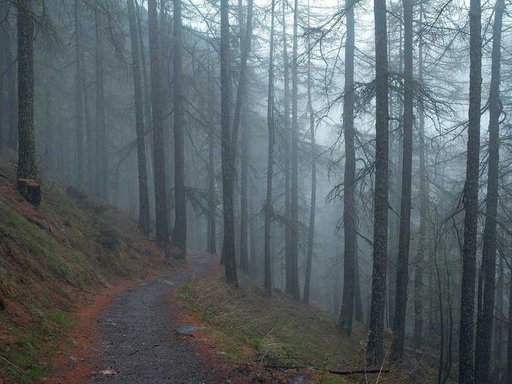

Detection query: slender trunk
(264, 0), (276, 297)
(414, 6), (426, 345)
(232, 0), (254, 167)
(207, 56), (217, 255)
(508, 267), (512, 382)
(495, 256), (504, 364)
(17, 0), (37, 180)
(366, 0), (389, 367)
(5, 7), (17, 151)
(390, 0), (414, 362)
(236, 0), (254, 273)
(172, 0), (187, 258)
(128, 0), (151, 236)
(354, 246), (364, 322)
(474, 0), (503, 380)
(220, 0), (238, 287)
(339, 0), (356, 334)
(240, 110), (249, 271)
(282, 0), (292, 294)
(303, 9), (316, 305)
(0, 1), (6, 148)
(290, 0), (300, 299)
(94, 11), (107, 199)
(148, 0), (169, 247)
(74, 0), (86, 189)
(458, 0), (482, 379)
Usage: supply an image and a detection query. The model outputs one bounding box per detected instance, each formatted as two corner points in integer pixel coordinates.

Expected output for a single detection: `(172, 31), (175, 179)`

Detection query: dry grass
(178, 273), (439, 383)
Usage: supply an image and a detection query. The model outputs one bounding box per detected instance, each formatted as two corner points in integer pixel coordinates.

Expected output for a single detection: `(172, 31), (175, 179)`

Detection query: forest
(0, 0), (511, 382)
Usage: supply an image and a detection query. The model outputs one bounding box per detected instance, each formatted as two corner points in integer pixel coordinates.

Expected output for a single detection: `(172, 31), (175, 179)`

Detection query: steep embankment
(0, 157), (168, 383)
(177, 273), (436, 384)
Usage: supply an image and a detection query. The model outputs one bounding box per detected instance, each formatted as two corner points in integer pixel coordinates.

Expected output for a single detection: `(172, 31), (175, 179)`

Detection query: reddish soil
(45, 275), (158, 384)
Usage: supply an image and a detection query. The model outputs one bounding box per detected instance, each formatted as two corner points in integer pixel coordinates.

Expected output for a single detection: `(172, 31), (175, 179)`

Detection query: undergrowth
(0, 160), (167, 383)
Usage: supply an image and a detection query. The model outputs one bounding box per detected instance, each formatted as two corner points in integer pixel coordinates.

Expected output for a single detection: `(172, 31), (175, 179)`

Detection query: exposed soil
(46, 253), (229, 384)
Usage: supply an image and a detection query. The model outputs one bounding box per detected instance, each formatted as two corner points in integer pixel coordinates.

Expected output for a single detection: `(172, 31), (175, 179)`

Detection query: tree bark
(414, 6), (426, 345)
(17, 0), (38, 180)
(303, 12), (316, 305)
(207, 54), (217, 255)
(172, 0), (187, 258)
(474, 0), (503, 380)
(127, 0), (151, 236)
(290, 0), (300, 299)
(220, 0), (238, 287)
(94, 10), (108, 199)
(282, 0), (292, 294)
(390, 0), (414, 362)
(508, 266), (512, 382)
(236, 0), (254, 274)
(74, 0), (86, 190)
(148, 0), (169, 247)
(366, 0), (389, 367)
(339, 0), (357, 334)
(458, 0), (482, 379)
(4, 2), (17, 151)
(264, 0), (276, 297)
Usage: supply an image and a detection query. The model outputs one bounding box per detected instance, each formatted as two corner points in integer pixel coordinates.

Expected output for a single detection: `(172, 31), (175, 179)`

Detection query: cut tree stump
(17, 178), (41, 206)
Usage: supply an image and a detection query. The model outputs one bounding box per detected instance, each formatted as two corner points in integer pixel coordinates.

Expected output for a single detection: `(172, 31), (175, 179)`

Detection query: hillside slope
(0, 157), (168, 383)
(177, 273), (436, 384)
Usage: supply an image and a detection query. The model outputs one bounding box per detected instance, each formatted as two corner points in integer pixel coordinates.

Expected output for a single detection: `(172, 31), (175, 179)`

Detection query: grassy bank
(0, 158), (168, 383)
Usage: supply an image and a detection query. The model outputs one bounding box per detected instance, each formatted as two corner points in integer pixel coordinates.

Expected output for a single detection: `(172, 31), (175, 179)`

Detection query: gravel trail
(91, 253), (225, 384)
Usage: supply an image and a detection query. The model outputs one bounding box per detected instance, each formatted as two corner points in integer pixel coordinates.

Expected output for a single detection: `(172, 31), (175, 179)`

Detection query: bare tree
(173, 0), (187, 258)
(390, 0), (414, 361)
(458, 0), (482, 378)
(220, 0), (238, 287)
(148, 0), (169, 247)
(339, 0), (356, 335)
(127, 0), (151, 236)
(264, 0), (276, 297)
(474, 0), (504, 380)
(366, 0), (389, 367)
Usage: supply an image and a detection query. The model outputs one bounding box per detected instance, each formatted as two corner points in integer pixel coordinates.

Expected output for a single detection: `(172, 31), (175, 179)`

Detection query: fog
(2, 0), (512, 381)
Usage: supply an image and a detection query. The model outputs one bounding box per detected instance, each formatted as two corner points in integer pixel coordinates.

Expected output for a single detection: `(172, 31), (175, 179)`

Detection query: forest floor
(0, 151), (437, 384)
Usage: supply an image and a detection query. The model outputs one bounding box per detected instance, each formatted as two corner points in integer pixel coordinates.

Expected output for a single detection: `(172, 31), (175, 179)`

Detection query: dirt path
(90, 253), (226, 384)
(49, 253), (228, 384)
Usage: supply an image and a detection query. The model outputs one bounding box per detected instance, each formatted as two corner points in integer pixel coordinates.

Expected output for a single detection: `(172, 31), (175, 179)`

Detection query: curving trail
(90, 253), (226, 384)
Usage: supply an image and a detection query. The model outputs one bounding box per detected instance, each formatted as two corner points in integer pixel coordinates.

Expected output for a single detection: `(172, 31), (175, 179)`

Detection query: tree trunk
(303, 3), (315, 306)
(148, 0), (169, 247)
(207, 55), (217, 255)
(94, 10), (107, 200)
(236, 0), (254, 274)
(172, 0), (187, 258)
(4, 2), (17, 151)
(390, 0), (414, 362)
(339, 0), (356, 334)
(366, 0), (389, 367)
(264, 0), (276, 297)
(414, 6), (426, 345)
(127, 0), (151, 236)
(290, 0), (300, 299)
(474, 0), (503, 380)
(74, 0), (86, 189)
(17, 0), (38, 180)
(220, 0), (238, 287)
(508, 267), (512, 382)
(495, 256), (504, 365)
(458, 0), (482, 379)
(282, 0), (292, 294)
(0, 1), (6, 148)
